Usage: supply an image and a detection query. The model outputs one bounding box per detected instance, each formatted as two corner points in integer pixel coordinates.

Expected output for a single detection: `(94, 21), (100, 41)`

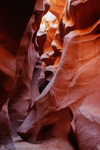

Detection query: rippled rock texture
(0, 0), (100, 150)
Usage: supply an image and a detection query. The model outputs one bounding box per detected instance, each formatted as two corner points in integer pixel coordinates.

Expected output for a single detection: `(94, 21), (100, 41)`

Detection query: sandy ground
(13, 136), (75, 150)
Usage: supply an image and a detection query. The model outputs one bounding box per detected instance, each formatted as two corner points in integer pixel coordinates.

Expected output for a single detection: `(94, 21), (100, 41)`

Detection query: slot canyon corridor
(0, 0), (100, 149)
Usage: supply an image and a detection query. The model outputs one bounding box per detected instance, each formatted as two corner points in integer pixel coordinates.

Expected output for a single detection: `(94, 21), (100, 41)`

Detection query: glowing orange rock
(17, 1), (100, 150)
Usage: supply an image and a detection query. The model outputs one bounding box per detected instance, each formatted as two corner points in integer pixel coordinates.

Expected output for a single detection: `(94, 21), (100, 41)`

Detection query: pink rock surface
(17, 0), (100, 149)
(0, 0), (100, 150)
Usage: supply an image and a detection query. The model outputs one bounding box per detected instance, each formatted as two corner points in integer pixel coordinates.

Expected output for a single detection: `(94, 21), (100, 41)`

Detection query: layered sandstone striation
(0, 0), (100, 150)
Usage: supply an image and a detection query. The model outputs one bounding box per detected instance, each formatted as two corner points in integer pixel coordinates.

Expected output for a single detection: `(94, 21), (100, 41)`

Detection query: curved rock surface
(0, 0), (100, 150)
(17, 0), (100, 149)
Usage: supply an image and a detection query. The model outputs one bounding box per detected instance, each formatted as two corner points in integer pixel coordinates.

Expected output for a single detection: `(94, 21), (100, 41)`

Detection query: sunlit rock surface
(0, 0), (100, 150)
(46, 0), (66, 21)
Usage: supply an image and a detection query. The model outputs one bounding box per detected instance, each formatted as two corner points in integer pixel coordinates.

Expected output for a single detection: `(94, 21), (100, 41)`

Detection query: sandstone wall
(0, 0), (100, 150)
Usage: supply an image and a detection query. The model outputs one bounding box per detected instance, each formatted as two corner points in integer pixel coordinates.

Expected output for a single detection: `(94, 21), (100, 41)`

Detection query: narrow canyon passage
(0, 0), (100, 150)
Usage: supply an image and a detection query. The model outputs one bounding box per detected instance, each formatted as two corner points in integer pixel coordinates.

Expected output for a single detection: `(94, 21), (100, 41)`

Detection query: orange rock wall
(0, 0), (100, 150)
